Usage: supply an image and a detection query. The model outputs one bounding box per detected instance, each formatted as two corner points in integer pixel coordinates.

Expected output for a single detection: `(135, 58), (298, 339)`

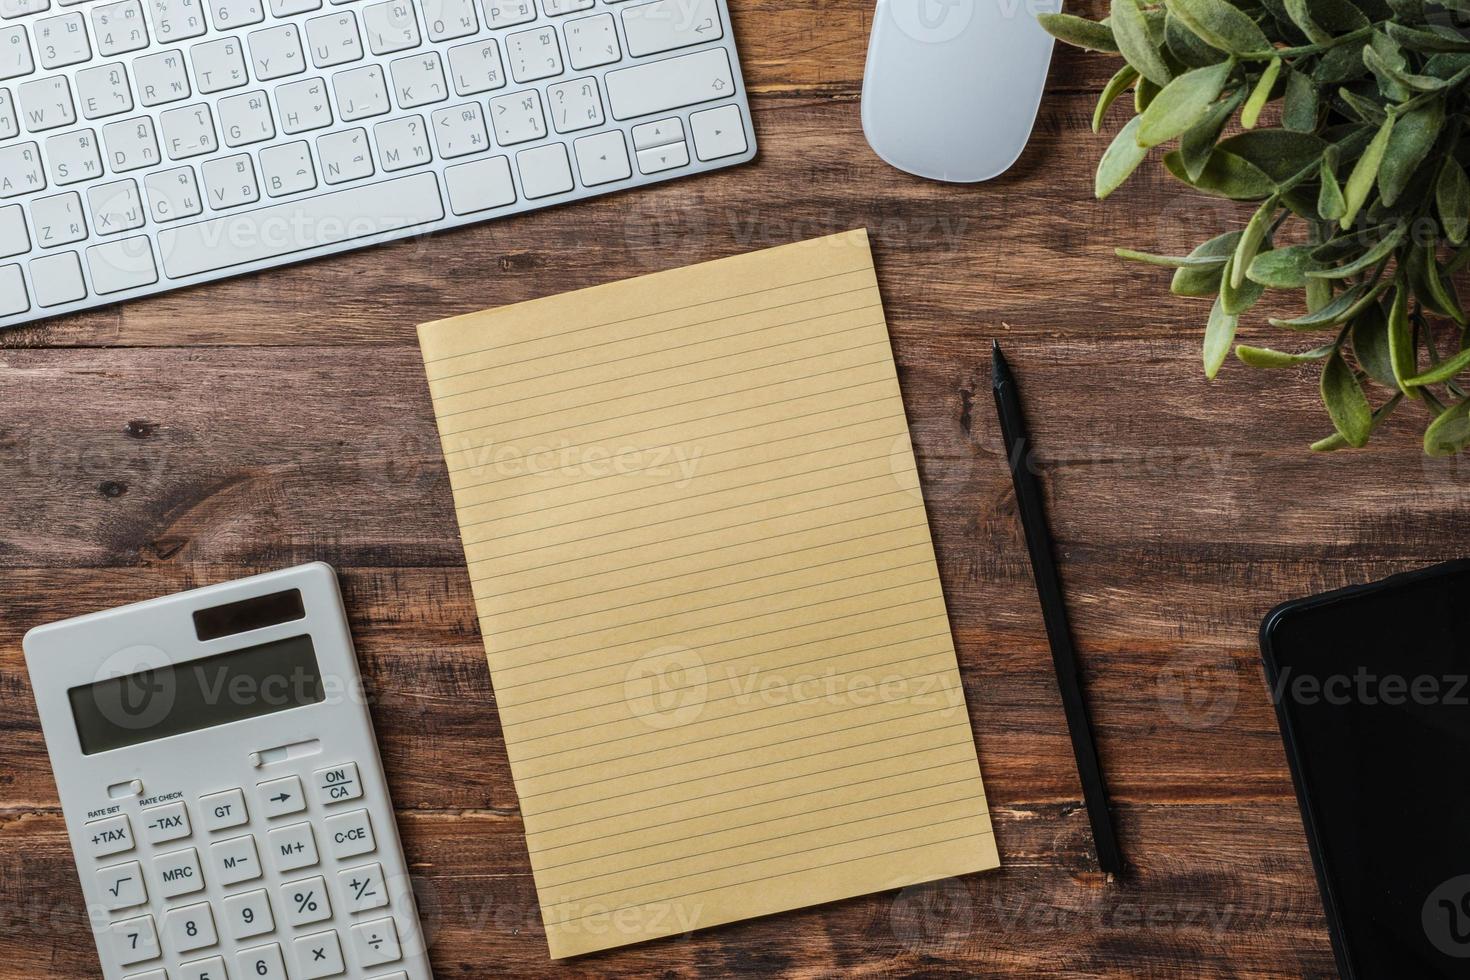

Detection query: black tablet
(1261, 560), (1470, 978)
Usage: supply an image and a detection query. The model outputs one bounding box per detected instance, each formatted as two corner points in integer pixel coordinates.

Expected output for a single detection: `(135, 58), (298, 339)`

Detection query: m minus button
(605, 48), (735, 121)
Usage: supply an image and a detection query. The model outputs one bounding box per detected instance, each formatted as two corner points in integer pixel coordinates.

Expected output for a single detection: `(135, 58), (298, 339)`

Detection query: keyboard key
(269, 0), (320, 14)
(88, 234), (157, 292)
(76, 62), (134, 118)
(218, 89), (274, 145)
(317, 126), (371, 182)
(350, 916), (401, 968)
(542, 0), (591, 15)
(276, 75), (332, 132)
(622, 0), (721, 58)
(134, 48), (191, 105)
(390, 51), (446, 108)
(294, 929), (345, 979)
(211, 832), (263, 884)
(97, 860), (148, 911)
(505, 24), (560, 83)
(222, 887), (275, 941)
(156, 171), (443, 277)
(323, 807), (376, 858)
(163, 901), (218, 954)
(145, 164), (202, 220)
(0, 262), (26, 313)
(487, 87), (543, 144)
(0, 88), (15, 137)
(249, 22), (305, 81)
(572, 129), (628, 186)
(373, 113), (429, 170)
(631, 115), (680, 150)
(337, 861), (388, 913)
(422, 0), (475, 42)
(236, 943), (288, 980)
(84, 813), (135, 858)
(32, 190), (86, 245)
(257, 774), (307, 818)
(429, 101), (485, 158)
(147, 0), (207, 41)
(191, 36), (247, 93)
(198, 787), (249, 830)
(45, 128), (102, 184)
(18, 76), (75, 132)
(605, 46), (733, 120)
(268, 819), (319, 871)
(0, 140), (41, 197)
(482, 0), (531, 28)
(0, 26), (32, 81)
(443, 155), (512, 215)
(209, 0), (262, 27)
(102, 115), (161, 170)
(0, 203), (26, 256)
(1, 0), (49, 16)
(280, 874), (332, 927)
(446, 38), (502, 96)
(306, 10), (361, 68)
(361, 0), (417, 54)
(516, 141), (572, 198)
(34, 13), (90, 69)
(110, 913), (161, 966)
(333, 62), (388, 119)
(637, 138), (686, 174)
(156, 845), (206, 898)
(161, 101), (217, 157)
(87, 178), (145, 235)
(564, 12), (618, 71)
(261, 139), (315, 195)
(547, 77), (601, 133)
(177, 955), (229, 980)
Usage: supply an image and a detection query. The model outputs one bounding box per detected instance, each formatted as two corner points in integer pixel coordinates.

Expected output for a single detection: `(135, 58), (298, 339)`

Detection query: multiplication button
(84, 813), (134, 858)
(293, 928), (346, 979)
(257, 774), (307, 818)
(141, 800), (191, 845)
(313, 762), (362, 806)
(199, 787), (249, 831)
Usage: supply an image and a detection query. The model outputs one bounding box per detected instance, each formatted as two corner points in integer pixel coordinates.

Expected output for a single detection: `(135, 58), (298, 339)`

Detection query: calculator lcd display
(67, 634), (326, 755)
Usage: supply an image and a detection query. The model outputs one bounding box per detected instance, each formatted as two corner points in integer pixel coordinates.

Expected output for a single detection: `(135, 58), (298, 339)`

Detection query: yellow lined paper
(417, 230), (998, 958)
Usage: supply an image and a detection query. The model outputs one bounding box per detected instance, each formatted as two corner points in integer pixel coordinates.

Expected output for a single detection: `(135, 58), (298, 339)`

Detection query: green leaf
(1111, 0), (1172, 86)
(1341, 113), (1394, 229)
(1138, 60), (1236, 147)
(1404, 347), (1470, 387)
(1241, 57), (1281, 129)
(1094, 64), (1140, 133)
(1317, 43), (1368, 85)
(1425, 399), (1470, 456)
(1438, 157), (1470, 245)
(1203, 291), (1239, 378)
(1412, 243), (1467, 325)
(1282, 68), (1318, 132)
(1217, 130), (1327, 183)
(1248, 243), (1322, 286)
(1037, 13), (1120, 52)
(1312, 394), (1402, 451)
(1305, 222), (1406, 279)
(1236, 343), (1335, 367)
(1385, 21), (1470, 53)
(1321, 348), (1373, 447)
(1170, 231), (1242, 295)
(1387, 278), (1416, 394)
(1220, 251), (1266, 314)
(1096, 115), (1150, 199)
(1350, 300), (1397, 387)
(1283, 0), (1331, 44)
(1166, 10), (1228, 66)
(1115, 246), (1233, 267)
(1268, 282), (1375, 329)
(1379, 98), (1444, 207)
(1179, 89), (1245, 181)
(1231, 196), (1276, 288)
(1363, 40), (1414, 101)
(1168, 0), (1272, 55)
(1425, 52), (1470, 79)
(1163, 147), (1276, 199)
(1338, 87), (1388, 125)
(1318, 149), (1346, 221)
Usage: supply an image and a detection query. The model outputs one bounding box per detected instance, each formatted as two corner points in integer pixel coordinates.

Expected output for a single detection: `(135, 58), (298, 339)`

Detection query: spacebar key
(606, 47), (735, 121)
(157, 173), (445, 279)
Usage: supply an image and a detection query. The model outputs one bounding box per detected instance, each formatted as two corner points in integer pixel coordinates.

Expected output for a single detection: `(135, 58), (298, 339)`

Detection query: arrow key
(573, 130), (630, 186)
(690, 104), (747, 162)
(257, 774), (307, 819)
(636, 138), (689, 175)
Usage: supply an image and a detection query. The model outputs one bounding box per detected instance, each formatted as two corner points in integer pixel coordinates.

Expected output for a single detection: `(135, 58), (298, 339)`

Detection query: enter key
(622, 0), (723, 58)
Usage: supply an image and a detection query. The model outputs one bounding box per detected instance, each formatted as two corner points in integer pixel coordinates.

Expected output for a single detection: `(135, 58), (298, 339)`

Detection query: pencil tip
(991, 341), (1006, 386)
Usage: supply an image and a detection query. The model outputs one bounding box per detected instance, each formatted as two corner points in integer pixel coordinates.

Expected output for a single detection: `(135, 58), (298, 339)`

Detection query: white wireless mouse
(862, 0), (1062, 183)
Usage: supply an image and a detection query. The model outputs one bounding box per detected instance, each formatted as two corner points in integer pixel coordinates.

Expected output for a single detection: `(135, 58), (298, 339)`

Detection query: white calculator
(24, 563), (433, 980)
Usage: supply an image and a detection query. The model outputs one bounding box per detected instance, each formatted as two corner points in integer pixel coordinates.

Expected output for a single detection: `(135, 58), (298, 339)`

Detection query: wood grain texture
(2, 1), (1458, 974)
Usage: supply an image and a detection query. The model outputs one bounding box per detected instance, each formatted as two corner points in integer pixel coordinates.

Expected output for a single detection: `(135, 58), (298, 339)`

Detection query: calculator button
(323, 807), (375, 859)
(141, 800), (192, 845)
(223, 887), (275, 941)
(237, 942), (288, 980)
(211, 833), (263, 885)
(268, 820), (319, 872)
(350, 916), (401, 968)
(97, 860), (148, 911)
(123, 970), (168, 980)
(200, 788), (249, 831)
(155, 845), (206, 898)
(164, 901), (219, 954)
(280, 874), (333, 927)
(312, 762), (362, 805)
(293, 928), (346, 978)
(337, 862), (388, 913)
(85, 813), (135, 858)
(110, 913), (161, 966)
(178, 954), (229, 980)
(257, 774), (307, 818)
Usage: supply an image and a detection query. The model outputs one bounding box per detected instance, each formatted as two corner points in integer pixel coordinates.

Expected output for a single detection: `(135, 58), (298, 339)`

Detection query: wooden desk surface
(3, 3), (1461, 975)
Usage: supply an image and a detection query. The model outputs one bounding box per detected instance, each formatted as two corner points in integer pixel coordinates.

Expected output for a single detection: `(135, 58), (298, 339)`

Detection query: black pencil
(991, 340), (1124, 876)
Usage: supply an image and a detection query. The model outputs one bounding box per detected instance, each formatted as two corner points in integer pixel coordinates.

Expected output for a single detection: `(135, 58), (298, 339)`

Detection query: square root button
(313, 762), (363, 806)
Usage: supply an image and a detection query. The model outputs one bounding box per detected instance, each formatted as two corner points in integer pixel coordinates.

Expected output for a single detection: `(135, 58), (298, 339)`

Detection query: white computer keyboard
(0, 0), (755, 329)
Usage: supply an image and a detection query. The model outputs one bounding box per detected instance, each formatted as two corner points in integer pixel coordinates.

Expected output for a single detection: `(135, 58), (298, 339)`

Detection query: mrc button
(313, 763), (363, 806)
